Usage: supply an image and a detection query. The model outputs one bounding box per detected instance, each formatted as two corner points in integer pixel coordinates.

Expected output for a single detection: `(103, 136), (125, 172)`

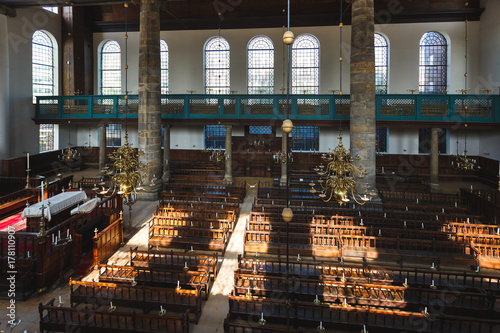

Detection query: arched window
(32, 30), (55, 103)
(419, 31), (447, 94)
(100, 40), (121, 95)
(292, 34), (319, 94)
(247, 36), (274, 94)
(205, 37), (230, 94)
(160, 39), (169, 94)
(374, 33), (388, 94)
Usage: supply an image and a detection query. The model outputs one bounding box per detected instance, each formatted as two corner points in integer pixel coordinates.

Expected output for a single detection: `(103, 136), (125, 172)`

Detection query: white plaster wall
(171, 125), (204, 149)
(4, 7), (61, 157)
(0, 15), (10, 167)
(387, 128), (419, 154)
(478, 0), (500, 94)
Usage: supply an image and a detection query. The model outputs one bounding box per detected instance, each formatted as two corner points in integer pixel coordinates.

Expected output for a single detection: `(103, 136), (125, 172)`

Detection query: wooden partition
(93, 214), (123, 267)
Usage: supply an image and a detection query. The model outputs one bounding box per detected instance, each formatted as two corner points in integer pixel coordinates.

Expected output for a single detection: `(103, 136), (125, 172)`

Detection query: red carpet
(0, 214), (26, 232)
(74, 251), (94, 277)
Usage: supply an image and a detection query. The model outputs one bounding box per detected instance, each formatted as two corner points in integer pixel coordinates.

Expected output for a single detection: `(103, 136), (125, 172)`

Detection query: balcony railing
(35, 94), (500, 123)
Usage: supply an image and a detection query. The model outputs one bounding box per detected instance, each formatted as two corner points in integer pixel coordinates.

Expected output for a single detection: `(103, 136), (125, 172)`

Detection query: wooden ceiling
(1, 0), (483, 32)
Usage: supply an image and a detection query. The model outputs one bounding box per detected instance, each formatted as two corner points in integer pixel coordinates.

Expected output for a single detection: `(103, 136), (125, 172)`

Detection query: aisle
(192, 186), (256, 333)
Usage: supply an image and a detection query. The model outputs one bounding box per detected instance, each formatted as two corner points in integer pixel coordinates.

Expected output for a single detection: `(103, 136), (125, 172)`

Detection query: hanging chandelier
(451, 0), (479, 172)
(59, 142), (80, 164)
(309, 135), (375, 205)
(273, 150), (293, 164)
(210, 148), (227, 165)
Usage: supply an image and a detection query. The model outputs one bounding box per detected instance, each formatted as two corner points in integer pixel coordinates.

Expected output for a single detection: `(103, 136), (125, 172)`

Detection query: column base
(137, 183), (162, 201)
(429, 183), (441, 193)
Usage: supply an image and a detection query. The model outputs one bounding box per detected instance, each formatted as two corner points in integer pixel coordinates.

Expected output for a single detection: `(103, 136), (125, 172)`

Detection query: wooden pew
(130, 248), (218, 277)
(39, 298), (190, 333)
(69, 279), (202, 323)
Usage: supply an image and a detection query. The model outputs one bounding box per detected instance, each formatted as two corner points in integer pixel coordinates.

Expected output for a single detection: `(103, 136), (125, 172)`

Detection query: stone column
(138, 0), (162, 200)
(280, 131), (287, 186)
(162, 124), (170, 182)
(350, 0), (377, 196)
(224, 125), (233, 182)
(429, 128), (441, 192)
(98, 123), (106, 171)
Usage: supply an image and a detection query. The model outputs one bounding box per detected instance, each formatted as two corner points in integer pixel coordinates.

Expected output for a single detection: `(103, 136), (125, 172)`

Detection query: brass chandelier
(309, 135), (375, 205)
(273, 150), (293, 164)
(210, 148), (227, 165)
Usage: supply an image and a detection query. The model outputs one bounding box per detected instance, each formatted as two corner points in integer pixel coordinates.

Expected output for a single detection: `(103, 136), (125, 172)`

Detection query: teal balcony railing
(35, 94), (500, 123)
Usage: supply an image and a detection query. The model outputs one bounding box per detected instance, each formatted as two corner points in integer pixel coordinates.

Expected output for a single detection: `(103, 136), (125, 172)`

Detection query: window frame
(247, 36), (274, 95)
(374, 33), (389, 94)
(160, 39), (169, 94)
(99, 40), (122, 95)
(204, 37), (230, 95)
(419, 31), (448, 94)
(32, 30), (56, 104)
(292, 34), (320, 95)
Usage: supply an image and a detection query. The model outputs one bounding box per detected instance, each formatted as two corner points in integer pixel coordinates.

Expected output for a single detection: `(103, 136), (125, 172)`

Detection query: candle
(416, 198), (419, 204)
(320, 321), (323, 329)
(442, 208), (445, 213)
(471, 185), (473, 191)
(358, 211), (361, 216)
(133, 277), (135, 283)
(316, 295), (319, 301)
(41, 181), (44, 204)
(431, 280), (435, 287)
(58, 230), (61, 239)
(67, 229), (69, 238)
(363, 325), (366, 333)
(431, 262), (435, 268)
(378, 229), (382, 235)
(27, 251), (30, 258)
(405, 206), (408, 211)
(191, 246), (194, 252)
(404, 278), (408, 285)
(384, 212), (387, 218)
(110, 302), (113, 307)
(59, 296), (62, 303)
(52, 234), (55, 243)
(467, 217), (470, 223)
(424, 307), (428, 314)
(297, 254), (300, 260)
(342, 272), (345, 281)
(497, 228), (499, 235)
(436, 215), (439, 220)
(27, 152), (29, 169)
(455, 202), (458, 207)
(261, 312), (264, 320)
(421, 223), (424, 229)
(160, 305), (163, 311)
(382, 167), (384, 173)
(184, 262), (188, 268)
(177, 280), (180, 288)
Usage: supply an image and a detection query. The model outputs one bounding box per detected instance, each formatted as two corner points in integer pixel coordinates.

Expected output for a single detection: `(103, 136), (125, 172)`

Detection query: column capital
(224, 124), (232, 130)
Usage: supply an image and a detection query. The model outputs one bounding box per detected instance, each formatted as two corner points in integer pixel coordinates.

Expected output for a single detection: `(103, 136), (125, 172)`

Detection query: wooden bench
(69, 279), (202, 323)
(39, 298), (189, 333)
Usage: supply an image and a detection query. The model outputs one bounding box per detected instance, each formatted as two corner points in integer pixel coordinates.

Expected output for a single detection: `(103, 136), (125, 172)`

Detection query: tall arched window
(32, 30), (55, 103)
(100, 40), (121, 95)
(247, 36), (274, 94)
(419, 31), (447, 94)
(292, 34), (319, 94)
(205, 37), (230, 94)
(160, 39), (169, 94)
(374, 33), (388, 94)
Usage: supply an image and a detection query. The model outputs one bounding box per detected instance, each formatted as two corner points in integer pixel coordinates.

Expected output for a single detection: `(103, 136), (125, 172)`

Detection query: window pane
(374, 33), (388, 94)
(39, 124), (55, 152)
(161, 39), (169, 94)
(291, 126), (319, 151)
(33, 31), (54, 103)
(292, 35), (319, 95)
(101, 40), (121, 95)
(106, 124), (121, 147)
(419, 32), (447, 94)
(248, 36), (274, 94)
(376, 127), (388, 153)
(249, 126), (272, 135)
(205, 37), (230, 94)
(205, 125), (226, 149)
